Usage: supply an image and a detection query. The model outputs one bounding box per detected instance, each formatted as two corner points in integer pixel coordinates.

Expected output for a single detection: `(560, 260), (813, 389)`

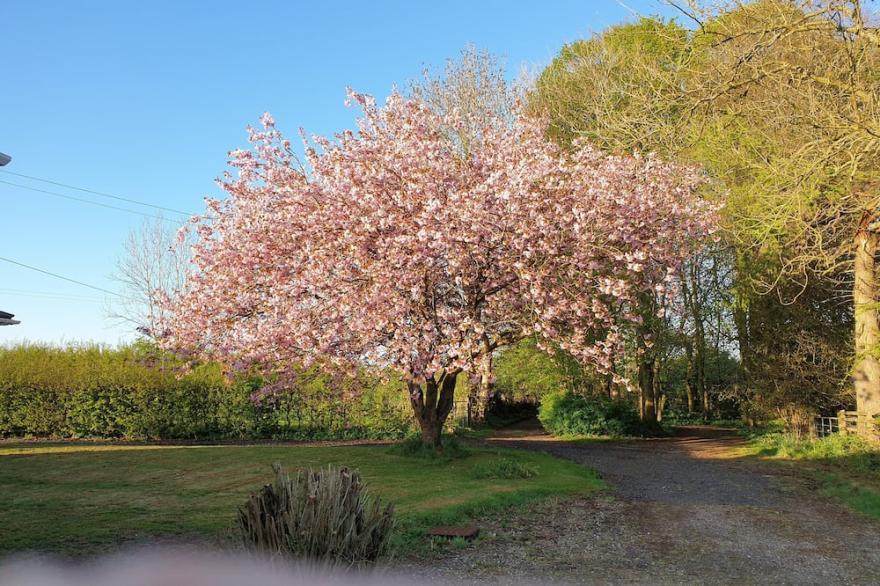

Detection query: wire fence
(449, 399), (473, 428)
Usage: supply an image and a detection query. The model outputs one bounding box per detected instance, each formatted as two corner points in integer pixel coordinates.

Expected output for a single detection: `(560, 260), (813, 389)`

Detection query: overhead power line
(0, 255), (121, 297)
(0, 287), (104, 301)
(0, 169), (195, 216)
(0, 290), (104, 303)
(0, 179), (182, 223)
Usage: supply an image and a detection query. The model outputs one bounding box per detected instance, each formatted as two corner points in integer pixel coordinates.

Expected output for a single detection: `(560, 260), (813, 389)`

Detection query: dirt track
(396, 424), (880, 585)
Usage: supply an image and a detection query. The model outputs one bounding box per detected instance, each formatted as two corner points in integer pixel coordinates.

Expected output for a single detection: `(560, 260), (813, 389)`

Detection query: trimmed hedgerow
(0, 342), (413, 440)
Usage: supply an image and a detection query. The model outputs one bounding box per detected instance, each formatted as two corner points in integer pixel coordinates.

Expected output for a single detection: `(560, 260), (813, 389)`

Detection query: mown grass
(0, 441), (603, 556)
(742, 430), (880, 519)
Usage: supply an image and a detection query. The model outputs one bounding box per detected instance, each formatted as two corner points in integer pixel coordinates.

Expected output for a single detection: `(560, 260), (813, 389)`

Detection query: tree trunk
(684, 340), (696, 414)
(732, 297), (750, 377)
(652, 354), (662, 418)
(691, 263), (708, 417)
(639, 357), (657, 422)
(853, 214), (880, 435)
(607, 358), (618, 399)
(469, 351), (493, 424)
(409, 370), (459, 449)
(682, 261), (707, 416)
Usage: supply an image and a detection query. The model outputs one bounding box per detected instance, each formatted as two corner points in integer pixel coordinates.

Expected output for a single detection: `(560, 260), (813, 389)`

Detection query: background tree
(410, 44), (520, 153)
(158, 91), (715, 449)
(494, 337), (600, 402)
(530, 17), (691, 156)
(676, 0), (880, 431)
(530, 3), (880, 434)
(108, 216), (191, 337)
(529, 17), (720, 425)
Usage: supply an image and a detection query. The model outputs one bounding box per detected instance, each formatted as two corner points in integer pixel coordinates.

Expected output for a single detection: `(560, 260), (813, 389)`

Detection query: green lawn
(0, 441), (602, 555)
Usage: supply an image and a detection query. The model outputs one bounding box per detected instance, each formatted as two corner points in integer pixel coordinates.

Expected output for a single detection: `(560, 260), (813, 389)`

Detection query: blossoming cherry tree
(160, 91), (716, 448)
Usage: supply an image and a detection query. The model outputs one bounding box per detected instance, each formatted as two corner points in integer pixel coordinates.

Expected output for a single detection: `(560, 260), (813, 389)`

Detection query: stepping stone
(427, 525), (480, 540)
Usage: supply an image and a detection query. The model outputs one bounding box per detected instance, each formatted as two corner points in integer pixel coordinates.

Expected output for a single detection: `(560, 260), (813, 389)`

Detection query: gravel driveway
(395, 424), (880, 585)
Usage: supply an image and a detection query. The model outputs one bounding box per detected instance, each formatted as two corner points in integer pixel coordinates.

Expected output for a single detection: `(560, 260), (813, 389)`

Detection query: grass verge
(741, 429), (880, 519)
(0, 440), (603, 557)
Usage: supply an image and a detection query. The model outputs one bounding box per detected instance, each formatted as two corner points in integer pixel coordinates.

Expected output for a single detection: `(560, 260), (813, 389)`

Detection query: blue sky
(0, 0), (676, 346)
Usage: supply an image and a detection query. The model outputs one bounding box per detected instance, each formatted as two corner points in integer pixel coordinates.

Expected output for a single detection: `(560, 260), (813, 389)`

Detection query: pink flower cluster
(159, 90), (717, 383)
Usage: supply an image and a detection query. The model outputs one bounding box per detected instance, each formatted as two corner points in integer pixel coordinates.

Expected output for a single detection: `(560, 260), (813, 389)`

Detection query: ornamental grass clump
(236, 463), (394, 566)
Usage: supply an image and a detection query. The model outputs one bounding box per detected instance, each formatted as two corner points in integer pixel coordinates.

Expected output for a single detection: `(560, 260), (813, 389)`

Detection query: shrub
(236, 464), (394, 566)
(471, 456), (538, 479)
(538, 391), (645, 437)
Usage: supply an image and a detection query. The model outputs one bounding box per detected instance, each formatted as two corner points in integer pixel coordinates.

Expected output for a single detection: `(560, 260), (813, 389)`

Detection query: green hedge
(0, 343), (414, 440)
(538, 390), (646, 437)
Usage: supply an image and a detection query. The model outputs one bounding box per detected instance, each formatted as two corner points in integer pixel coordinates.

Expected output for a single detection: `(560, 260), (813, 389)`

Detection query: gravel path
(395, 423), (880, 585)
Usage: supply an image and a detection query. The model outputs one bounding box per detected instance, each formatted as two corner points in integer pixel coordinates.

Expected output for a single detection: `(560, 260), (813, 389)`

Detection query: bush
(236, 464), (394, 565)
(538, 391), (646, 437)
(471, 456), (538, 479)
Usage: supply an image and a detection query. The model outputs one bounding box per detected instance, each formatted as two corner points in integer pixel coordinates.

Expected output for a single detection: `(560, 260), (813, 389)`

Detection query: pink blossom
(158, 90), (717, 386)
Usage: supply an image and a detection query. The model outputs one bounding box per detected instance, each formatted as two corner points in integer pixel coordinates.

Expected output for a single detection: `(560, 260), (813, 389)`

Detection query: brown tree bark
(637, 292), (659, 424)
(684, 340), (696, 414)
(652, 354), (662, 418)
(639, 356), (657, 422)
(469, 351), (493, 424)
(853, 213), (880, 435)
(409, 370), (459, 449)
(681, 262), (708, 416)
(688, 263), (708, 416)
(685, 382), (696, 414)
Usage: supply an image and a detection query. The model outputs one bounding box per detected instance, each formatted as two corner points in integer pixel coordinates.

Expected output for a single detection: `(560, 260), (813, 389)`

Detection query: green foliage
(530, 17), (691, 153)
(471, 456), (538, 479)
(538, 391), (647, 437)
(0, 343), (413, 440)
(386, 434), (470, 460)
(738, 280), (853, 426)
(494, 337), (600, 401)
(529, 5), (877, 428)
(236, 464), (394, 565)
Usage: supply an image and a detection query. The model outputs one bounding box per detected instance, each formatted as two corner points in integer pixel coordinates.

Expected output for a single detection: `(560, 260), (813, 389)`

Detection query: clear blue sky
(0, 0), (676, 346)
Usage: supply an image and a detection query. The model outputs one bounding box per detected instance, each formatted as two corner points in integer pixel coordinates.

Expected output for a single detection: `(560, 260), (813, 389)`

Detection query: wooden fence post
(838, 410), (848, 436)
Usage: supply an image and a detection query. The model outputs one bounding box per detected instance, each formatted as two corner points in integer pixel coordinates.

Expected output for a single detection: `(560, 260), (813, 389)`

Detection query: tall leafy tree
(531, 3), (880, 433)
(530, 17), (713, 423)
(678, 0), (880, 429)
